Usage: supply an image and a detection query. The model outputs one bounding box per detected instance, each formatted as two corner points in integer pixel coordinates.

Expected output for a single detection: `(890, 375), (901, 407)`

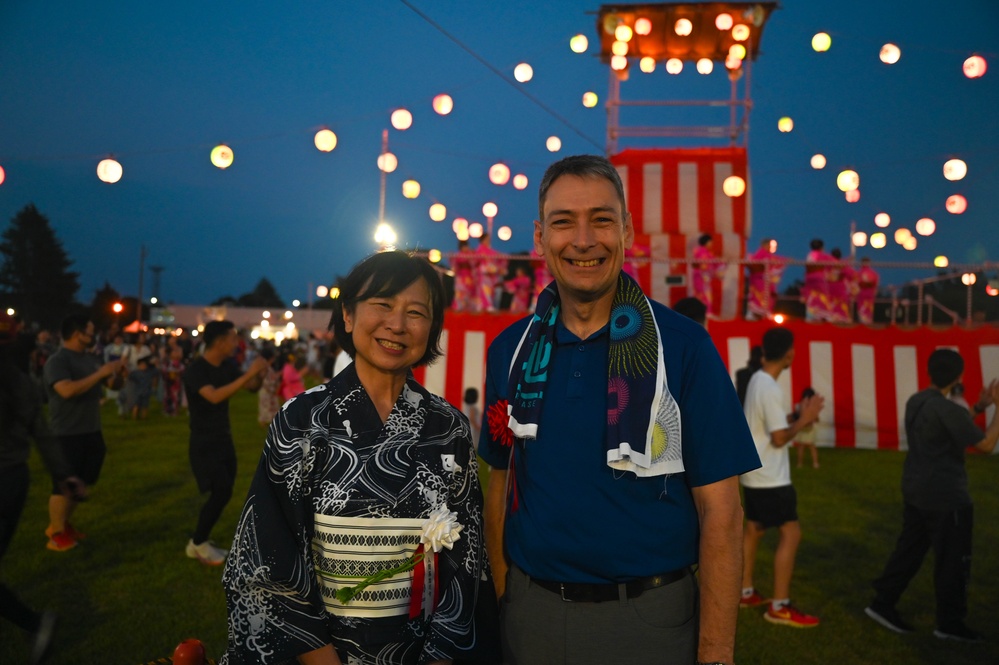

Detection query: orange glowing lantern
(696, 58), (714, 75)
(0, 165), (4, 186)
(875, 212), (891, 227)
(615, 25), (633, 42)
(497, 226), (513, 241)
(811, 32), (831, 52)
(963, 55), (987, 79)
(732, 24), (750, 41)
(880, 44), (900, 64)
(429, 203), (447, 222)
(401, 180), (420, 199)
(810, 154), (826, 169)
(546, 136), (562, 152)
(943, 159), (967, 181)
(635, 18), (652, 35)
(582, 91), (599, 107)
(666, 58), (683, 74)
(837, 169), (859, 192)
(489, 163), (511, 186)
(96, 158), (123, 184)
(915, 218), (936, 236)
(432, 94), (453, 115)
(640, 57), (656, 73)
(946, 194), (967, 214)
(715, 13), (734, 30)
(513, 174), (528, 190)
(777, 116), (793, 132)
(314, 129), (337, 152)
(391, 109), (413, 130)
(894, 228), (911, 244)
(870, 233), (887, 249)
(514, 63), (534, 82)
(725, 55), (743, 70)
(377, 152), (398, 173)
(903, 237), (918, 251)
(722, 175), (746, 197)
(570, 34), (589, 53)
(845, 189), (860, 203)
(675, 18), (693, 36)
(211, 145), (234, 169)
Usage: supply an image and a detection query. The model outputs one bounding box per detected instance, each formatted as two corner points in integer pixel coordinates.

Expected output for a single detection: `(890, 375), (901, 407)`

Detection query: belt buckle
(559, 583), (572, 602)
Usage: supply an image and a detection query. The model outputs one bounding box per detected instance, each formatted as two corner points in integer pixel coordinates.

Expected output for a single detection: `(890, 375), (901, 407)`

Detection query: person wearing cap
(480, 155), (760, 665)
(865, 349), (999, 642)
(41, 315), (123, 552)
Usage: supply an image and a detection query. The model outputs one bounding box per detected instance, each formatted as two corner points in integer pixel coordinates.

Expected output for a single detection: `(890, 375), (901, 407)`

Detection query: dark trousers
(0, 464), (41, 632)
(872, 502), (973, 630)
(192, 463), (235, 545)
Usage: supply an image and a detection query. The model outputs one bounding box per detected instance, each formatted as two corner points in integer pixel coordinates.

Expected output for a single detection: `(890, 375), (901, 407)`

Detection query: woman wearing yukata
(222, 251), (498, 665)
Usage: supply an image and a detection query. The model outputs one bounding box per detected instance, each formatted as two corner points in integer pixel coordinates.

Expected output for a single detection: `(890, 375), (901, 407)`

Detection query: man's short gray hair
(537, 154), (627, 221)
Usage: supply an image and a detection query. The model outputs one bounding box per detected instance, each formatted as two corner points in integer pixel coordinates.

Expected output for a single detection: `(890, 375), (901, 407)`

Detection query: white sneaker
(186, 539), (228, 565)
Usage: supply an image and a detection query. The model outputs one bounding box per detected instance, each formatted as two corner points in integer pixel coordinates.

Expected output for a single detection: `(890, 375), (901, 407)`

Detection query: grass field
(2, 390), (997, 664)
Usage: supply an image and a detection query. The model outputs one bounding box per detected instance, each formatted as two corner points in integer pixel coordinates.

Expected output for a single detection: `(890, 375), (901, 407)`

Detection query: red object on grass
(172, 638), (207, 665)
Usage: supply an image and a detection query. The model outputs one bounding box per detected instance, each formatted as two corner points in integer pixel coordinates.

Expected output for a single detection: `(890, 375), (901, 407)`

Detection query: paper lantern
(812, 32), (831, 52)
(852, 232), (868, 247)
(211, 145), (233, 169)
(615, 25), (633, 42)
(870, 233), (887, 249)
(497, 226), (513, 241)
(429, 203), (447, 222)
(635, 18), (652, 35)
(468, 222), (483, 239)
(963, 55), (987, 79)
(903, 237), (917, 251)
(943, 159), (967, 181)
(612, 40), (629, 56)
(432, 94), (453, 115)
(732, 24), (750, 41)
(96, 158), (123, 184)
(837, 169), (859, 192)
(696, 58), (714, 75)
(570, 34), (589, 53)
(377, 152), (398, 173)
(640, 57), (656, 73)
(778, 117), (793, 132)
(611, 55), (628, 71)
(390, 109), (413, 131)
(546, 136), (562, 152)
(582, 92), (599, 108)
(314, 129), (337, 152)
(725, 55), (743, 71)
(915, 218), (936, 236)
(810, 154), (826, 169)
(722, 175), (746, 197)
(0, 165), (5, 186)
(452, 217), (468, 234)
(962, 273), (977, 286)
(402, 179), (420, 199)
(845, 189), (860, 203)
(428, 249), (442, 263)
(513, 174), (529, 190)
(729, 44), (747, 60)
(666, 58), (683, 74)
(946, 194), (967, 214)
(456, 227), (470, 242)
(715, 13), (734, 30)
(874, 212), (890, 228)
(316, 285), (329, 298)
(489, 163), (511, 186)
(934, 256), (949, 268)
(880, 44), (900, 64)
(514, 63), (533, 82)
(675, 18), (692, 36)
(482, 202), (498, 218)
(894, 228), (912, 244)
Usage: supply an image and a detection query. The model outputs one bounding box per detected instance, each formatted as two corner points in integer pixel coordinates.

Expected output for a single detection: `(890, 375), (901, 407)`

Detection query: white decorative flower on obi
(420, 507), (463, 553)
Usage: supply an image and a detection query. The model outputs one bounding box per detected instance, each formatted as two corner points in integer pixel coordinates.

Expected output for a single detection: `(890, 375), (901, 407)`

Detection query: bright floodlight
(778, 117), (793, 133)
(666, 58), (683, 74)
(963, 55), (987, 79)
(696, 58), (714, 74)
(582, 91), (599, 107)
(852, 231), (868, 247)
(402, 179), (420, 199)
(489, 163), (511, 186)
(674, 18), (692, 36)
(211, 144), (234, 169)
(390, 109), (413, 131)
(97, 158), (123, 184)
(722, 175), (746, 197)
(915, 218), (936, 236)
(934, 256), (949, 268)
(432, 94), (453, 115)
(810, 154), (826, 169)
(546, 136), (562, 152)
(837, 169), (859, 192)
(811, 32), (831, 52)
(292, 299), (301, 307)
(513, 174), (528, 190)
(429, 203), (447, 222)
(943, 159), (967, 181)
(570, 34), (589, 53)
(377, 152), (398, 173)
(314, 129), (337, 152)
(880, 43), (900, 64)
(262, 310), (270, 319)
(870, 233), (887, 249)
(497, 226), (513, 241)
(874, 212), (890, 227)
(946, 194), (967, 214)
(514, 63), (533, 82)
(482, 202), (498, 218)
(374, 222), (397, 247)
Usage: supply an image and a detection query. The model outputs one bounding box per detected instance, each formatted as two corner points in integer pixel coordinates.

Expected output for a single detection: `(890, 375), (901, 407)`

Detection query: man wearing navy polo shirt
(480, 154), (760, 665)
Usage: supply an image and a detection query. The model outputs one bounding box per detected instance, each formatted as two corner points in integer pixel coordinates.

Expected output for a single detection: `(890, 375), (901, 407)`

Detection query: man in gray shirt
(42, 315), (122, 551)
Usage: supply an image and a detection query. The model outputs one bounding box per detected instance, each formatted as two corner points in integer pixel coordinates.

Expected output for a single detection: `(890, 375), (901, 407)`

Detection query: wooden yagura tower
(597, 2), (776, 319)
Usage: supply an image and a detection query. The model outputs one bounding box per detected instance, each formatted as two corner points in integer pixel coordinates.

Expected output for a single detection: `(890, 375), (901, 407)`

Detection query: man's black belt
(529, 567), (690, 602)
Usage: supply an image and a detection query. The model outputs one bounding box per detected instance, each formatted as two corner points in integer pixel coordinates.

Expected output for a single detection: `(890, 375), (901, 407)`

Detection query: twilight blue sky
(1, 0), (997, 306)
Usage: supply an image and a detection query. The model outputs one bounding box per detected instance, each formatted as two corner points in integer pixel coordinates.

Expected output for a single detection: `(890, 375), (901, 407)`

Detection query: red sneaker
(46, 523), (86, 541)
(740, 591), (767, 608)
(46, 531), (78, 552)
(765, 602), (819, 628)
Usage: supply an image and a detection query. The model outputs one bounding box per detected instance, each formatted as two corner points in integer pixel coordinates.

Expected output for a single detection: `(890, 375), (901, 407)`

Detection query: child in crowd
(161, 345), (185, 417)
(794, 387), (819, 468)
(257, 347), (281, 427)
(125, 353), (156, 419)
(279, 353), (307, 403)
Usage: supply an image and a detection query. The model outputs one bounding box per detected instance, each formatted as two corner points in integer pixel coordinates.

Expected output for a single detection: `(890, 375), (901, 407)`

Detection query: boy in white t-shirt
(739, 327), (825, 628)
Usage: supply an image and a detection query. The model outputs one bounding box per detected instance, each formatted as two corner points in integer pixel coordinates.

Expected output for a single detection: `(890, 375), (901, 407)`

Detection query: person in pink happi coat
(803, 239), (835, 322)
(745, 238), (786, 321)
(855, 257), (880, 325)
(691, 234), (725, 314)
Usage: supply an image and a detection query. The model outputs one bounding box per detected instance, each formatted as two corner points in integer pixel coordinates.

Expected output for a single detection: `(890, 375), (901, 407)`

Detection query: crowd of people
(0, 154), (991, 665)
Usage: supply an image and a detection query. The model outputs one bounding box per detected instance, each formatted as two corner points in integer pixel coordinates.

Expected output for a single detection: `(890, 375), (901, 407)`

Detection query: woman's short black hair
(928, 348), (964, 389)
(698, 233), (713, 247)
(329, 251), (446, 368)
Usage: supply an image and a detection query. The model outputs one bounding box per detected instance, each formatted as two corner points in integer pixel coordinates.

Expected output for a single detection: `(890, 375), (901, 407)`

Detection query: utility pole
(137, 245), (147, 322)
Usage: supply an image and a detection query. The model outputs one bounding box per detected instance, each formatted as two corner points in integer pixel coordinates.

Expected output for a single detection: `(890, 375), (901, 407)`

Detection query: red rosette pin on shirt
(486, 399), (514, 448)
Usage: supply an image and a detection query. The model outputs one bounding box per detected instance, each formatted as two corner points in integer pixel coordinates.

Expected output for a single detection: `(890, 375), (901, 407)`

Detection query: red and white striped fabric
(415, 314), (999, 451)
(611, 147), (750, 319)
